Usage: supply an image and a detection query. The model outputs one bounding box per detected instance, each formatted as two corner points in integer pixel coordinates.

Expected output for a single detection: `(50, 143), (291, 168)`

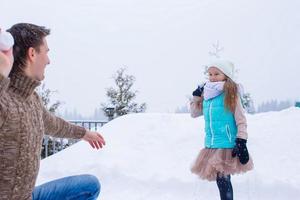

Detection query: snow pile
(37, 107), (300, 199)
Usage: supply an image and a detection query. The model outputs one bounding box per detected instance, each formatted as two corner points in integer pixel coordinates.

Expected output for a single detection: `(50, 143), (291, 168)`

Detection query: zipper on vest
(209, 101), (214, 146)
(226, 125), (232, 143)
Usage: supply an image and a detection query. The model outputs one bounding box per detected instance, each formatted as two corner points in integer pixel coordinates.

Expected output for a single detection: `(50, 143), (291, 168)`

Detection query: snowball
(0, 31), (14, 51)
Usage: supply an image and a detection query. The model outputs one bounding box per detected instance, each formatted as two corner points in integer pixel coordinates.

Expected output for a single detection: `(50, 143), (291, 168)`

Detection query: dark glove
(232, 138), (249, 165)
(192, 84), (205, 97)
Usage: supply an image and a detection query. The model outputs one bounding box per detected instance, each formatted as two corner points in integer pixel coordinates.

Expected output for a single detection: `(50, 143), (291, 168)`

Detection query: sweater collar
(9, 70), (41, 99)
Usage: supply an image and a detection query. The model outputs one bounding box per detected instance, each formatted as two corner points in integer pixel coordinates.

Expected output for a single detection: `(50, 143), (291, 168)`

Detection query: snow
(37, 107), (300, 199)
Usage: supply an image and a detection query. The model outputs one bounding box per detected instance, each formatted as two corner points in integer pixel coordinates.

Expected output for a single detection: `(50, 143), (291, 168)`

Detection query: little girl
(190, 59), (253, 200)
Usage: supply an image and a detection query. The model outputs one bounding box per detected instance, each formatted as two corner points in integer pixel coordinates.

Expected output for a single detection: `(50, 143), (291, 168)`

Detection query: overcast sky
(2, 0), (300, 116)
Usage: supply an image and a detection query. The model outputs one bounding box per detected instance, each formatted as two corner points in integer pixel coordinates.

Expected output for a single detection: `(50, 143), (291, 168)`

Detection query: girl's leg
(216, 173), (233, 200)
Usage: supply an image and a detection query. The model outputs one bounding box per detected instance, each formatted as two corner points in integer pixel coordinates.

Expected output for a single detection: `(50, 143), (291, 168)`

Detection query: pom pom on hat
(207, 59), (235, 80)
(0, 29), (14, 51)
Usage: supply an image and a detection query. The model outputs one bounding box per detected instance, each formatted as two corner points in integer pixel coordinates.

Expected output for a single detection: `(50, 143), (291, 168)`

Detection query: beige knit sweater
(0, 71), (86, 200)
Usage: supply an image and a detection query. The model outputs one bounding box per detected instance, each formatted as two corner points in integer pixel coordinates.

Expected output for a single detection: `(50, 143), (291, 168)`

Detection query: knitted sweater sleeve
(234, 97), (248, 139)
(0, 74), (10, 128)
(190, 96), (203, 118)
(42, 106), (86, 139)
(0, 73), (10, 96)
(33, 92), (87, 139)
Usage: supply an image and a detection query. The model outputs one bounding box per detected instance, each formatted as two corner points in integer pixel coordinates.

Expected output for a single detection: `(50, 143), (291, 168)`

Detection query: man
(0, 23), (106, 200)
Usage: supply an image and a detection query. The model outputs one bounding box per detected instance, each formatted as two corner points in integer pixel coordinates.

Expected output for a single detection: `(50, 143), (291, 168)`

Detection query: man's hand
(83, 131), (106, 150)
(0, 49), (14, 77)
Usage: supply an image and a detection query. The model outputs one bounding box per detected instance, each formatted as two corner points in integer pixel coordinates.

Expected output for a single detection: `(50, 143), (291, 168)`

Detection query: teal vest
(203, 93), (237, 148)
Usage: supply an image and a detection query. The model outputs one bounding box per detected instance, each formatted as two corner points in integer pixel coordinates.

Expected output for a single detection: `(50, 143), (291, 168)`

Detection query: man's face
(29, 37), (50, 81)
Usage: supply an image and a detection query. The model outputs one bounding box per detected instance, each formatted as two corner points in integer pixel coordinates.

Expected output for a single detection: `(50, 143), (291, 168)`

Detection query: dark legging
(216, 173), (233, 200)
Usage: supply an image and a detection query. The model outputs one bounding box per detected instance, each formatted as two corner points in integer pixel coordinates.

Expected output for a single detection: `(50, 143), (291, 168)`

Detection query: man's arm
(0, 49), (13, 128)
(42, 105), (86, 139)
(0, 29), (14, 98)
(41, 100), (106, 149)
(0, 74), (9, 128)
(0, 49), (13, 95)
(0, 73), (10, 97)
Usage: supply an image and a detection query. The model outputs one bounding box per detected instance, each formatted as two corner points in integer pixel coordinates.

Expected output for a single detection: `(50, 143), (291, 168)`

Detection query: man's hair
(7, 23), (50, 76)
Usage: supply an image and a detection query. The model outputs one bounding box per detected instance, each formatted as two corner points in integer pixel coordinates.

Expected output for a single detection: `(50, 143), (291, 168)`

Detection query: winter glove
(232, 138), (249, 165)
(192, 83), (205, 97)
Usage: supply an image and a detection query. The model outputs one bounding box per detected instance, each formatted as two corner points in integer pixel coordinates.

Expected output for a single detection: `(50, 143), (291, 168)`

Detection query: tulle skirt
(191, 148), (254, 181)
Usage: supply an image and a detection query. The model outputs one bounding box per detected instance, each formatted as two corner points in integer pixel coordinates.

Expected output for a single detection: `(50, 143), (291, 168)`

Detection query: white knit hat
(207, 59), (235, 80)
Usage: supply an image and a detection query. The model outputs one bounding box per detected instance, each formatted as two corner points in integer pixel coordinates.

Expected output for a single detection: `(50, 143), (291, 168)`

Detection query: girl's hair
(223, 77), (238, 113)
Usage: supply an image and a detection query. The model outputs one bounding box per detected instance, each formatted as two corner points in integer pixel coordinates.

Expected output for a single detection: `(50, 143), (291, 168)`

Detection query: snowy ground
(37, 107), (300, 200)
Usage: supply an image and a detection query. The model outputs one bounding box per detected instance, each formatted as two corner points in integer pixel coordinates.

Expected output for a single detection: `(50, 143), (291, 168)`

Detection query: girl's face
(208, 67), (226, 82)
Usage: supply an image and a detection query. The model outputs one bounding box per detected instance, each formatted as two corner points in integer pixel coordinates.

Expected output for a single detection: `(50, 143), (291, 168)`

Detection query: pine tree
(209, 40), (224, 58)
(256, 99), (293, 113)
(241, 92), (255, 114)
(101, 68), (146, 119)
(36, 83), (61, 114)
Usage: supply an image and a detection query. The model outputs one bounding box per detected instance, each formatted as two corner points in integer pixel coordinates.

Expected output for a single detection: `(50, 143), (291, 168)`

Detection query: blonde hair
(223, 77), (238, 113)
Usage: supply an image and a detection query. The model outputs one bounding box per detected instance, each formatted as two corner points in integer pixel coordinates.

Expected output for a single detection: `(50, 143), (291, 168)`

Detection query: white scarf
(203, 81), (225, 100)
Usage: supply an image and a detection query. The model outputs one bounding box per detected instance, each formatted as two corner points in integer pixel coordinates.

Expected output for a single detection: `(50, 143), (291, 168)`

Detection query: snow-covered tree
(256, 99), (294, 113)
(175, 105), (189, 113)
(209, 40), (224, 58)
(36, 83), (61, 114)
(241, 92), (255, 114)
(101, 68), (146, 119)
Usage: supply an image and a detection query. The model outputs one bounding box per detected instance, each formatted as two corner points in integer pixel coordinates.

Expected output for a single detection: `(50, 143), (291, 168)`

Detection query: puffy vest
(203, 93), (237, 148)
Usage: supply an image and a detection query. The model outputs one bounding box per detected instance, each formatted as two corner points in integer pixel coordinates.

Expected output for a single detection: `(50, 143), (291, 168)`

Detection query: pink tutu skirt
(191, 148), (254, 181)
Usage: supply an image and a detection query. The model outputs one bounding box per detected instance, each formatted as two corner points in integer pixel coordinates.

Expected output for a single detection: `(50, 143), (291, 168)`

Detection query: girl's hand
(0, 48), (14, 77)
(232, 138), (249, 165)
(192, 82), (206, 97)
(83, 131), (106, 150)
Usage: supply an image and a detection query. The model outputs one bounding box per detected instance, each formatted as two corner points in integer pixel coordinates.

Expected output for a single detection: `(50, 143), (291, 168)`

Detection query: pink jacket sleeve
(190, 96), (203, 118)
(234, 98), (248, 139)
